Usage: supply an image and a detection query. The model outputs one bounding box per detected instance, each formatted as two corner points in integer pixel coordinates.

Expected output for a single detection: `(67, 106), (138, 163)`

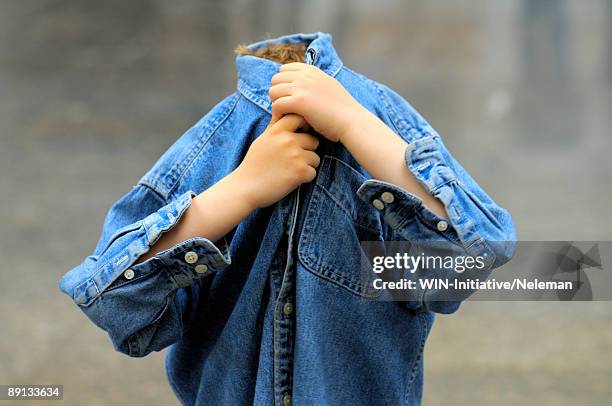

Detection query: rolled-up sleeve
(355, 82), (516, 313)
(59, 184), (231, 356)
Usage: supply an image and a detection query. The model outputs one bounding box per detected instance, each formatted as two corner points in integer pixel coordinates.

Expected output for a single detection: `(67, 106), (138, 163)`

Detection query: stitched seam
(76, 185), (174, 305)
(325, 154), (367, 179)
(166, 93), (241, 197)
(297, 178), (380, 298)
(136, 181), (168, 206)
(237, 82), (271, 113)
(317, 184), (381, 235)
(376, 82), (408, 135)
(318, 155), (382, 233)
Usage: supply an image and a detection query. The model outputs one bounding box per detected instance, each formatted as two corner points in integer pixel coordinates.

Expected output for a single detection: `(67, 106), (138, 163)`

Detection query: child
(60, 32), (515, 405)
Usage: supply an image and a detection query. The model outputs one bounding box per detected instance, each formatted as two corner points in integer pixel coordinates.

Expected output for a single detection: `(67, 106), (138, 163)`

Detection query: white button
(184, 251), (198, 264)
(123, 268), (135, 280)
(437, 220), (449, 232)
(372, 199), (385, 210)
(283, 302), (294, 315)
(195, 264), (208, 274)
(381, 192), (395, 203)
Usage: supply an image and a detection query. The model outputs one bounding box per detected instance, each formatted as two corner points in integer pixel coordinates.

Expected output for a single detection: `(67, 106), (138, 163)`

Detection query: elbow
(104, 294), (181, 358)
(420, 208), (516, 315)
(77, 297), (143, 357)
(68, 290), (176, 359)
(475, 205), (516, 270)
(424, 300), (462, 315)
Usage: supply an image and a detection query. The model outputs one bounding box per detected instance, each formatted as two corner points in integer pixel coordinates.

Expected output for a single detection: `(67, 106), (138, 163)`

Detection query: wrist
(223, 166), (259, 212)
(194, 168), (257, 218)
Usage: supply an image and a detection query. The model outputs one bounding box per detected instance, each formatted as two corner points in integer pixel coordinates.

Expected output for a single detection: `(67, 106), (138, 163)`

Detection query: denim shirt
(59, 32), (515, 405)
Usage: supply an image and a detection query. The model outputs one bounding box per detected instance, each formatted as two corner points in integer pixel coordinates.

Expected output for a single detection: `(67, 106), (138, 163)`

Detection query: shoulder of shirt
(137, 92), (243, 201)
(338, 65), (390, 111)
(340, 66), (434, 141)
(337, 66), (400, 129)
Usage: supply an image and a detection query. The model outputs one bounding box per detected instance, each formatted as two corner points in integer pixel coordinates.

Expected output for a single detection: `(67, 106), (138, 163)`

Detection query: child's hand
(232, 114), (320, 209)
(269, 62), (366, 143)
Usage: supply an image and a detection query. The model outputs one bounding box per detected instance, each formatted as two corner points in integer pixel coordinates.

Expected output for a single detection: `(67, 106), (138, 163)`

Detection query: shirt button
(123, 268), (135, 280)
(283, 302), (294, 315)
(283, 393), (292, 406)
(194, 264), (208, 273)
(437, 220), (449, 232)
(372, 199), (385, 210)
(381, 191), (395, 203)
(184, 251), (198, 264)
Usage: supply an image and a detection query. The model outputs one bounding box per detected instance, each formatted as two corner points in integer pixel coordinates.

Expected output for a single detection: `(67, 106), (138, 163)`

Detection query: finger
(302, 165), (317, 183)
(303, 150), (321, 168)
(295, 132), (319, 151)
(271, 71), (301, 85)
(270, 98), (291, 124)
(270, 95), (293, 125)
(264, 115), (280, 131)
(270, 110), (282, 126)
(274, 113), (307, 132)
(271, 96), (297, 120)
(279, 62), (309, 72)
(299, 121), (313, 133)
(268, 83), (294, 102)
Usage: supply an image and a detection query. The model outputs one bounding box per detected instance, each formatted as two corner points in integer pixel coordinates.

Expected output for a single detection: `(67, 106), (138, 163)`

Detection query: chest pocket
(298, 155), (385, 298)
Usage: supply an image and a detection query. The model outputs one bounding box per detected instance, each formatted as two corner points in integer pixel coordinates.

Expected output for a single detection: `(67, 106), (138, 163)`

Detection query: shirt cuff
(117, 189), (232, 290)
(71, 190), (232, 306)
(355, 134), (460, 242)
(403, 134), (457, 193)
(355, 134), (497, 269)
(356, 178), (457, 240)
(130, 234), (232, 290)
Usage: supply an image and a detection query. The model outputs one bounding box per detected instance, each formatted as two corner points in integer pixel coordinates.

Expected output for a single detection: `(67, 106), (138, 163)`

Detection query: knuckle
(290, 147), (302, 160)
(280, 133), (294, 147)
(290, 167), (304, 183)
(304, 166), (316, 182)
(296, 165), (309, 180)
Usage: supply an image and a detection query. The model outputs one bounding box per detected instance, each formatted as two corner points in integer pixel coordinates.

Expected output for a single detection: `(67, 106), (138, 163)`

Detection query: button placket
(274, 188), (300, 406)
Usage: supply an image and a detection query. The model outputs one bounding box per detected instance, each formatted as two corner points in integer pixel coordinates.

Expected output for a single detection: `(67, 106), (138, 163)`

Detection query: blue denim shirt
(59, 32), (515, 405)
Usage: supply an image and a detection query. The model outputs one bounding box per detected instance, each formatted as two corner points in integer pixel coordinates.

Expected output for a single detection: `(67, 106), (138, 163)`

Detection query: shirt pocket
(298, 155), (385, 298)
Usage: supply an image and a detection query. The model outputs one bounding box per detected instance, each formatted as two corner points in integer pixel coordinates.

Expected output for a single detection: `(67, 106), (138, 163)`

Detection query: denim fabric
(59, 32), (515, 405)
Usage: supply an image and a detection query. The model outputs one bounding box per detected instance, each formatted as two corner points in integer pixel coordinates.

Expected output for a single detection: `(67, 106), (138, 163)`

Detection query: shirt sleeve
(59, 184), (231, 356)
(356, 82), (516, 314)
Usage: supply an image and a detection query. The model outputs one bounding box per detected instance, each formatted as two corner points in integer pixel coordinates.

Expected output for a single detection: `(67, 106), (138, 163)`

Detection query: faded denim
(59, 32), (516, 405)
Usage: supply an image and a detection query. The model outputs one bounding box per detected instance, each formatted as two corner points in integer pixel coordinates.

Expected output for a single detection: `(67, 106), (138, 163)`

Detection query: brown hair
(234, 43), (306, 64)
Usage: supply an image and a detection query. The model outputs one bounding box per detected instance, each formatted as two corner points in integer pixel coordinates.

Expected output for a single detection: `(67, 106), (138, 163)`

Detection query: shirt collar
(236, 32), (343, 113)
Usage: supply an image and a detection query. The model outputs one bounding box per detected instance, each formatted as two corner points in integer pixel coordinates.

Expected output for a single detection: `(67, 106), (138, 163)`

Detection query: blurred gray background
(1, 0), (611, 405)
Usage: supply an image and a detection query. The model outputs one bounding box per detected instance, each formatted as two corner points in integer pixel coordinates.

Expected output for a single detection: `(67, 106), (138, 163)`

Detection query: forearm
(342, 106), (448, 218)
(134, 170), (254, 264)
